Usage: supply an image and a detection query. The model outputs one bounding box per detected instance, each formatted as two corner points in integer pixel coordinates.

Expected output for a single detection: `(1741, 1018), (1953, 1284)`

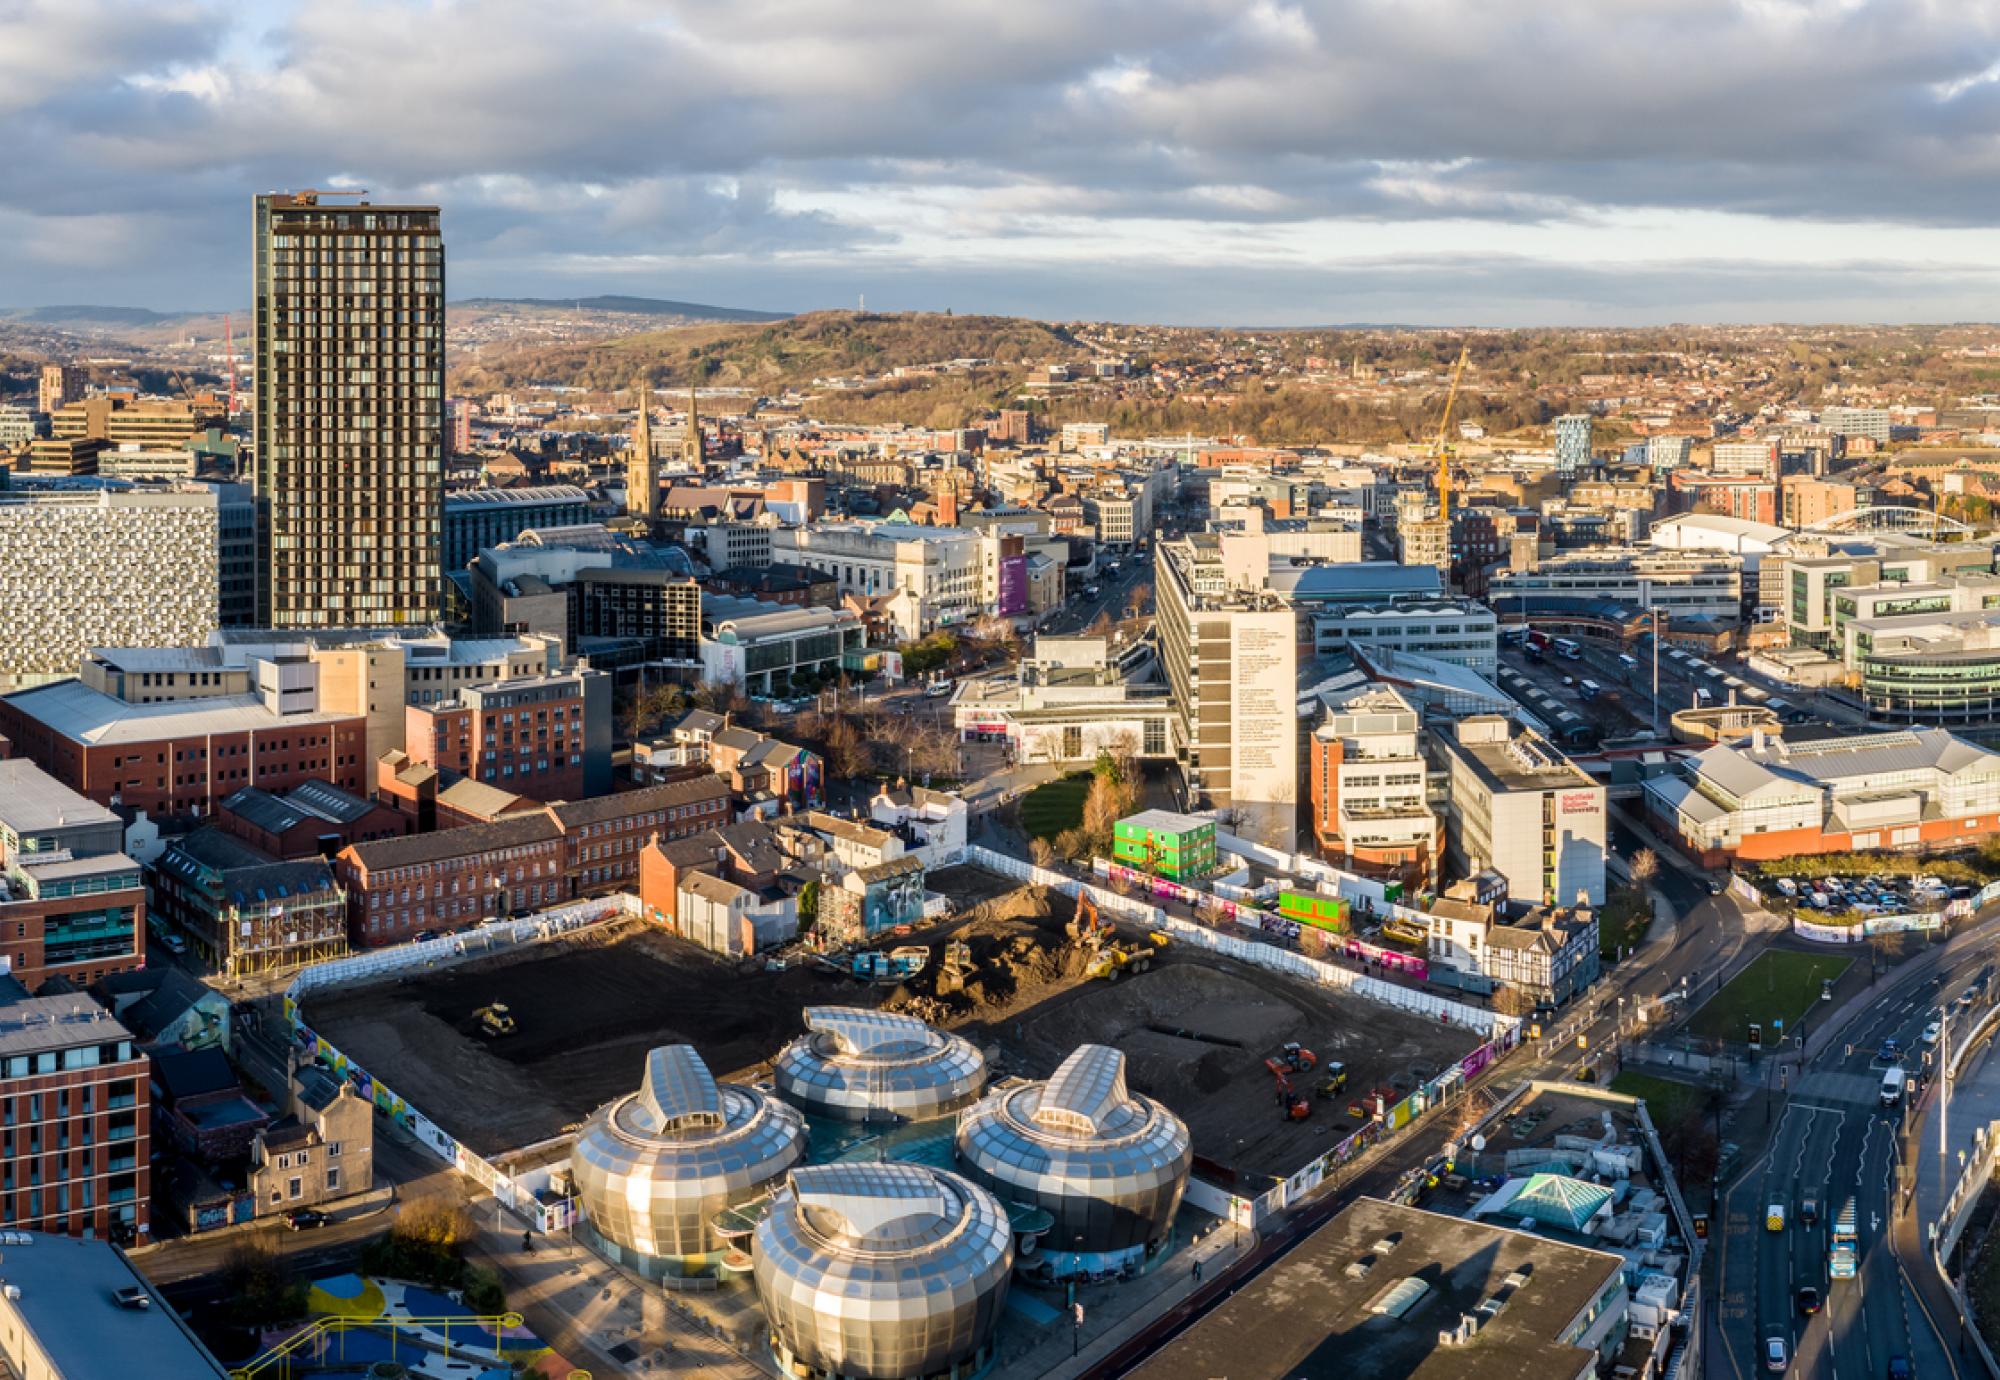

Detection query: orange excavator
(1266, 1044), (1317, 1121)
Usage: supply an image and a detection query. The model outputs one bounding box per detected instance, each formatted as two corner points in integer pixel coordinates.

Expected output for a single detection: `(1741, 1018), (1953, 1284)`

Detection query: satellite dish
(1471, 1134), (1487, 1152)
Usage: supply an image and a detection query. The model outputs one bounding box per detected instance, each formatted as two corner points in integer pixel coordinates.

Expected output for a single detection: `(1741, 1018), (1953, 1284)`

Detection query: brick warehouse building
(0, 987), (150, 1242)
(0, 680), (367, 820)
(335, 774), (731, 945)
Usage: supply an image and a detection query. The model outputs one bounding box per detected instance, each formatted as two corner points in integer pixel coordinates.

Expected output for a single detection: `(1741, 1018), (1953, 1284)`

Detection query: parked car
(159, 933), (188, 956)
(287, 1209), (330, 1231)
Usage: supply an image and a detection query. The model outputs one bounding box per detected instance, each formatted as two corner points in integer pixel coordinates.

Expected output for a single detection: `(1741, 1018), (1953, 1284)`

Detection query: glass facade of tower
(253, 193), (444, 626)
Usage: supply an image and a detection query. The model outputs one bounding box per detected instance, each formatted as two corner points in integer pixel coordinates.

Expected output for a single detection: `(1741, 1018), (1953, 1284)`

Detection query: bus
(1829, 1197), (1857, 1278)
(1617, 653), (1640, 675)
(1578, 679), (1602, 701)
(1552, 638), (1583, 661)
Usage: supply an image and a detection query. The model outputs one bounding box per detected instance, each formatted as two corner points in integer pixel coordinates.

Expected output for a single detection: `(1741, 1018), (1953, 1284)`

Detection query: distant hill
(450, 310), (1080, 393)
(454, 294), (788, 323)
(3, 305), (198, 326)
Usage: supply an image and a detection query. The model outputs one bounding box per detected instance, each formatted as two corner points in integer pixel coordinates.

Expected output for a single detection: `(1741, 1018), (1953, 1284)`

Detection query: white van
(1881, 1067), (1907, 1107)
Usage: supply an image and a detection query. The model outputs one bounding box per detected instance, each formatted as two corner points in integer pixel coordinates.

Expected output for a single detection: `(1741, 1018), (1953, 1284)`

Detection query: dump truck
(1084, 932), (1169, 982)
(1829, 1197), (1858, 1279)
(473, 1003), (516, 1037)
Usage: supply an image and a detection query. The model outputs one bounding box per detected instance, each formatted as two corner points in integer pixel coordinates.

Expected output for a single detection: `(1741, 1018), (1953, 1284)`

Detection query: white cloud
(9, 0), (2000, 321)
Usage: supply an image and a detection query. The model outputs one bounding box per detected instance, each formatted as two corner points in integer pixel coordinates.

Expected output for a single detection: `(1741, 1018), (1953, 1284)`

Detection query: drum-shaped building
(753, 1162), (1014, 1380)
(773, 1007), (986, 1123)
(570, 1044), (806, 1284)
(955, 1043), (1191, 1282)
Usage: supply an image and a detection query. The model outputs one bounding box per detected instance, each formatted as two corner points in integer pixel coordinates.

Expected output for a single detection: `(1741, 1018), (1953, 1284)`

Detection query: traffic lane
(1785, 1106), (1849, 1379)
(1609, 818), (1706, 916)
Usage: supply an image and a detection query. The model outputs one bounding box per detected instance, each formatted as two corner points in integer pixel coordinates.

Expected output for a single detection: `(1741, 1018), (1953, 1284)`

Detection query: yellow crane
(1432, 345), (1471, 524)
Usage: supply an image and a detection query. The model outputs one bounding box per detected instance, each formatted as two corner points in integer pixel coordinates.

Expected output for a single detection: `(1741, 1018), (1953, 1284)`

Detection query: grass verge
(1686, 948), (1852, 1043)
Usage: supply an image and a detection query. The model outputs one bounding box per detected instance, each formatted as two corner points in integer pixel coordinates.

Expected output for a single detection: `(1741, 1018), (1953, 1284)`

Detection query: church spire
(627, 377), (659, 524)
(681, 383), (702, 468)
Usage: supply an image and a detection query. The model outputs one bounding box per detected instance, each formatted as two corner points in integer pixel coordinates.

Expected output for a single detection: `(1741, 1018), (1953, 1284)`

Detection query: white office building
(1436, 716), (1605, 907)
(771, 522), (980, 637)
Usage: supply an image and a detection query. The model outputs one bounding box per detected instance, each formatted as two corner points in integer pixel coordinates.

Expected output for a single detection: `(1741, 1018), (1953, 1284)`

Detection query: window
(289, 1177), (303, 1200)
(326, 1166), (340, 1193)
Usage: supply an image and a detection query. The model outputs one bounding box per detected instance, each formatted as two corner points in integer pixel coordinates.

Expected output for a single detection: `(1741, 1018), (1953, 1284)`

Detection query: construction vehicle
(815, 946), (931, 984)
(935, 940), (975, 996)
(1266, 1043), (1317, 1074)
(1266, 1064), (1313, 1122)
(1829, 1196), (1858, 1279)
(1315, 1062), (1350, 1099)
(1067, 891), (1112, 947)
(1084, 932), (1170, 983)
(473, 1003), (516, 1038)
(1380, 917), (1429, 948)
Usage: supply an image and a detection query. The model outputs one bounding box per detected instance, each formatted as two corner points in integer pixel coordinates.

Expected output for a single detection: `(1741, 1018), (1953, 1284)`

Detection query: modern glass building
(253, 191), (444, 627)
(955, 1044), (1191, 1283)
(773, 1008), (986, 1124)
(753, 1162), (1014, 1380)
(569, 1045), (806, 1284)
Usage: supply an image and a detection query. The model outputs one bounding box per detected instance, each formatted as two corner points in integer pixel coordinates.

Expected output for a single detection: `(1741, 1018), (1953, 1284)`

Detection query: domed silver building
(753, 1162), (1014, 1380)
(773, 1007), (986, 1123)
(570, 1044), (806, 1284)
(955, 1043), (1192, 1282)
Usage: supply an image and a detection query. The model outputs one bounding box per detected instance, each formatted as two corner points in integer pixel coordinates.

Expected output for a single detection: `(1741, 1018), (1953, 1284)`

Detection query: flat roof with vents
(1124, 1197), (1625, 1380)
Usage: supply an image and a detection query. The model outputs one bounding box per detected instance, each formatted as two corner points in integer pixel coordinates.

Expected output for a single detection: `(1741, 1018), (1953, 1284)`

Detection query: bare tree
(1630, 848), (1660, 890)
(823, 714), (872, 779)
(1029, 837), (1056, 868)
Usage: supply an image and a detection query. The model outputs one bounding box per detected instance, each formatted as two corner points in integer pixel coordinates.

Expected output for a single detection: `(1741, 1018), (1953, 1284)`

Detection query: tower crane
(1431, 344), (1470, 524)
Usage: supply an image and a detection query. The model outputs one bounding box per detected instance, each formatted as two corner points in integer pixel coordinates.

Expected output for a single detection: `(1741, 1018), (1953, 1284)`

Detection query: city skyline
(10, 1), (2000, 326)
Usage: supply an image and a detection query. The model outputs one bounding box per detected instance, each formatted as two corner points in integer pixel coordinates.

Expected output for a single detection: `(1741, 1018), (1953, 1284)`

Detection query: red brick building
(217, 780), (409, 859)
(0, 681), (367, 820)
(336, 774), (732, 945)
(403, 673), (597, 804)
(1669, 472), (1778, 526)
(0, 989), (151, 1242)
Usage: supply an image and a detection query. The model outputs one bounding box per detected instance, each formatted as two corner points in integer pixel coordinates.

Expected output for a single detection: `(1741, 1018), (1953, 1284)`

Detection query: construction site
(299, 863), (1482, 1186)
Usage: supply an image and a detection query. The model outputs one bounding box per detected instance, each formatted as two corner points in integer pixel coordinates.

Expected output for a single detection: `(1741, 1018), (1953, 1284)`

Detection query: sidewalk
(1003, 1224), (1253, 1380)
(468, 1211), (771, 1378)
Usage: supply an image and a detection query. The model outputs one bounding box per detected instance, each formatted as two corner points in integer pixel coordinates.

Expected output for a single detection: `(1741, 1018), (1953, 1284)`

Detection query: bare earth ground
(301, 866), (1476, 1181)
(302, 922), (884, 1155)
(1006, 958), (1481, 1184)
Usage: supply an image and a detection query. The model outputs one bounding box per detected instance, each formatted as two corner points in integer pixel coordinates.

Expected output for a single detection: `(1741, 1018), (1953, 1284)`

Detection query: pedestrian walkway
(469, 1215), (772, 1379)
(1004, 1222), (1253, 1380)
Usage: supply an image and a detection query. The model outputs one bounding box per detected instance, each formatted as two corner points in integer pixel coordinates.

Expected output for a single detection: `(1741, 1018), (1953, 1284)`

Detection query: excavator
(1267, 1064), (1312, 1121)
(472, 1002), (517, 1038)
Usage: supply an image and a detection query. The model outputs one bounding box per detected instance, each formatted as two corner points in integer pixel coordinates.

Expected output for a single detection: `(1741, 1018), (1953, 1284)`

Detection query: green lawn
(1021, 774), (1090, 841)
(1610, 1070), (1708, 1128)
(1686, 949), (1853, 1043)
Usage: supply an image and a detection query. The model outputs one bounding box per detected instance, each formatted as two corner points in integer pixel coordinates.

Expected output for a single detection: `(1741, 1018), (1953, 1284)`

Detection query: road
(1714, 933), (2000, 1380)
(1041, 558), (1154, 636)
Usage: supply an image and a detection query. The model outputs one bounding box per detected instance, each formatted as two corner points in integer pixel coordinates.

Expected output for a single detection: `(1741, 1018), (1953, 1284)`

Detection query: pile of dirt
(883, 896), (1088, 1028)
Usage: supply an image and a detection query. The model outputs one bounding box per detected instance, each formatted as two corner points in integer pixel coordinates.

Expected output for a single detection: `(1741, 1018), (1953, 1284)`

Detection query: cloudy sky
(11, 0), (2000, 325)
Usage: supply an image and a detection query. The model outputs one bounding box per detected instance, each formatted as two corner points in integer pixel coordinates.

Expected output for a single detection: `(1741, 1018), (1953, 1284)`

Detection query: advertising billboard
(998, 553), (1029, 616)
